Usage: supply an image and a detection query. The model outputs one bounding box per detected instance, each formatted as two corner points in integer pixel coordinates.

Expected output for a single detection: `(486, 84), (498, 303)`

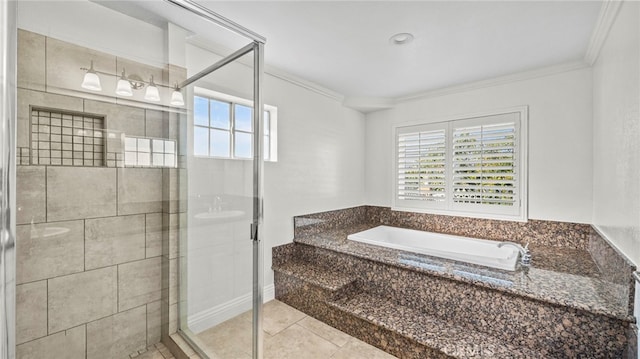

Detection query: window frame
(392, 106), (528, 222)
(193, 87), (277, 162)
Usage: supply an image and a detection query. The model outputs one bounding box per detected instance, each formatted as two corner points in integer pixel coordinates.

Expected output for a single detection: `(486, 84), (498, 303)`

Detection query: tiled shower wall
(15, 29), (184, 358)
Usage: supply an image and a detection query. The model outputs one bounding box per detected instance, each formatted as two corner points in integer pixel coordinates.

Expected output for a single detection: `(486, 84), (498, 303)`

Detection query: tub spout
(498, 242), (532, 266)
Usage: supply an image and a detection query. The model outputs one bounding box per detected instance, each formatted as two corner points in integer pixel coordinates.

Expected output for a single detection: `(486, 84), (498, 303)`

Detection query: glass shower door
(9, 0), (265, 357)
(177, 38), (265, 359)
(0, 0), (16, 358)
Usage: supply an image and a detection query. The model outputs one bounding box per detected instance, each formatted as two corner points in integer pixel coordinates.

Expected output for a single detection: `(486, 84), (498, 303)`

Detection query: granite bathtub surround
(295, 206), (594, 249)
(16, 29), (186, 359)
(277, 206), (636, 358)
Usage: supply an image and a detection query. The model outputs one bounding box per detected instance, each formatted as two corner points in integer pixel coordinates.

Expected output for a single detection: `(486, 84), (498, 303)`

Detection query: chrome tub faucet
(498, 241), (532, 266)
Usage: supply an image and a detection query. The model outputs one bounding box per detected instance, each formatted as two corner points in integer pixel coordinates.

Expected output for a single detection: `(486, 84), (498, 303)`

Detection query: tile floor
(130, 342), (175, 359)
(195, 300), (398, 359)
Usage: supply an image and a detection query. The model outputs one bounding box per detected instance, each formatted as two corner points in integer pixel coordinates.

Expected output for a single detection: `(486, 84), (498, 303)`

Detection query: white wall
(17, 1), (165, 67)
(365, 67), (593, 223)
(592, 1), (640, 265)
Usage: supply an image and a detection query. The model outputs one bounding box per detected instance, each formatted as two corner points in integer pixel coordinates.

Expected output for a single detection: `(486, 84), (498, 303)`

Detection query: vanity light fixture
(170, 84), (185, 106)
(80, 61), (184, 106)
(81, 61), (102, 91)
(144, 76), (161, 102)
(115, 69), (133, 97)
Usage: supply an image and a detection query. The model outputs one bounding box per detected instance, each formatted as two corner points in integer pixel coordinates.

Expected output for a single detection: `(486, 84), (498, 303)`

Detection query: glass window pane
(164, 140), (175, 154)
(211, 129), (230, 157)
(264, 135), (270, 160)
(137, 138), (150, 152)
(125, 151), (137, 166)
(124, 137), (137, 151)
(165, 154), (175, 167)
(234, 104), (252, 132)
(152, 139), (164, 153)
(211, 100), (230, 130)
(138, 152), (150, 166)
(234, 131), (252, 159)
(153, 153), (164, 166)
(194, 96), (209, 126)
(194, 126), (209, 156)
(264, 111), (270, 135)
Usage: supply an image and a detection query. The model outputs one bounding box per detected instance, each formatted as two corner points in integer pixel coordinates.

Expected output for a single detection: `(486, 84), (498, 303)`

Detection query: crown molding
(265, 66), (344, 102)
(584, 0), (623, 65)
(342, 96), (396, 114)
(397, 61), (589, 103)
(187, 37), (344, 102)
(188, 34), (594, 113)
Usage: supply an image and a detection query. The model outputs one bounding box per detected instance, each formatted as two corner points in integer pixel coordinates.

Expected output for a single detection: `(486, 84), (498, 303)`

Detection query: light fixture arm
(80, 61), (184, 106)
(79, 65), (179, 90)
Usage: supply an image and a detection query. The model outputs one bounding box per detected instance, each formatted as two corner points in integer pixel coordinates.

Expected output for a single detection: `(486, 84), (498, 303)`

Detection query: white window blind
(397, 128), (447, 203)
(452, 122), (516, 206)
(393, 108), (527, 221)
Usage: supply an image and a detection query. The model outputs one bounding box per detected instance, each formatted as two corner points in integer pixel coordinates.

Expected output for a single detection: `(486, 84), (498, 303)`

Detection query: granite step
(272, 260), (356, 293)
(328, 290), (546, 359)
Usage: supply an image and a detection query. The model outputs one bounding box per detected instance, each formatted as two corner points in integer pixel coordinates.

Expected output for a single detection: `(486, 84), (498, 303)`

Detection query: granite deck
(273, 206), (637, 358)
(294, 224), (631, 321)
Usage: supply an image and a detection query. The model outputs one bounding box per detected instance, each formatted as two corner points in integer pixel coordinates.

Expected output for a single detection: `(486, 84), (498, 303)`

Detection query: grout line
(46, 279), (49, 336)
(115, 166), (119, 216)
(44, 165), (47, 222)
(82, 219), (86, 271)
(145, 303), (149, 348)
(144, 213), (147, 259)
(44, 36), (47, 91)
(116, 264), (120, 312)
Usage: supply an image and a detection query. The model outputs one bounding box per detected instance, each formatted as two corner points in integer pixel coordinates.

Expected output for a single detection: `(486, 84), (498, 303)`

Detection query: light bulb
(144, 76), (161, 102)
(81, 61), (102, 91)
(115, 70), (133, 97)
(170, 85), (184, 106)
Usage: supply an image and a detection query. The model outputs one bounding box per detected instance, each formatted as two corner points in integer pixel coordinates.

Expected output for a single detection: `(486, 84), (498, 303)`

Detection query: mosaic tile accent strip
(124, 136), (177, 168)
(17, 147), (30, 165)
(106, 152), (124, 168)
(30, 108), (105, 167)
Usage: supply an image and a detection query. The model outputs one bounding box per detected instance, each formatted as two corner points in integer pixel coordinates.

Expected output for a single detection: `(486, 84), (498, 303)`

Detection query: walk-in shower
(1, 0), (266, 358)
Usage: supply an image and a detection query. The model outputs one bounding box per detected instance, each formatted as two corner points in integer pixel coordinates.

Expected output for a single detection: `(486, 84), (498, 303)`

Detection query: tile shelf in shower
(27, 106), (178, 169)
(30, 107), (106, 167)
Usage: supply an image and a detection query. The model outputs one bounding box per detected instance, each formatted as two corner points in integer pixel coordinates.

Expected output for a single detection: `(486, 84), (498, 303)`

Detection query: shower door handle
(250, 223), (259, 241)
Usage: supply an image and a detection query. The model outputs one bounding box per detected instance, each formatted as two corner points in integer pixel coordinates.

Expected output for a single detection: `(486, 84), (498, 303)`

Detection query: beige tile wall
(15, 29), (185, 358)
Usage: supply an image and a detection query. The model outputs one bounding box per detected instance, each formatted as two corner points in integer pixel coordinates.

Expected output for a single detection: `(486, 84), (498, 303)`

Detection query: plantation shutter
(396, 125), (447, 208)
(393, 109), (526, 220)
(451, 121), (517, 207)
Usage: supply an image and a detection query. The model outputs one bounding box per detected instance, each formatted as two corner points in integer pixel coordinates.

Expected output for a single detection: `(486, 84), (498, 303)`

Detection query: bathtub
(347, 226), (520, 271)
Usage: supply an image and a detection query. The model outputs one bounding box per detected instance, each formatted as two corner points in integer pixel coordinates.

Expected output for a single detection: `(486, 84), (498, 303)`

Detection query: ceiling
(196, 1), (602, 102)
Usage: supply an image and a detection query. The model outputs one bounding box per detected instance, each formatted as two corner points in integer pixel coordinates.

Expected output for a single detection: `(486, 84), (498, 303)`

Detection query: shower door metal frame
(0, 0), (17, 358)
(165, 1), (266, 358)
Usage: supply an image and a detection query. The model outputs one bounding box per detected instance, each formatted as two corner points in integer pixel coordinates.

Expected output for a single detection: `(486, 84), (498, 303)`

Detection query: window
(394, 107), (527, 221)
(124, 136), (177, 168)
(193, 89), (277, 161)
